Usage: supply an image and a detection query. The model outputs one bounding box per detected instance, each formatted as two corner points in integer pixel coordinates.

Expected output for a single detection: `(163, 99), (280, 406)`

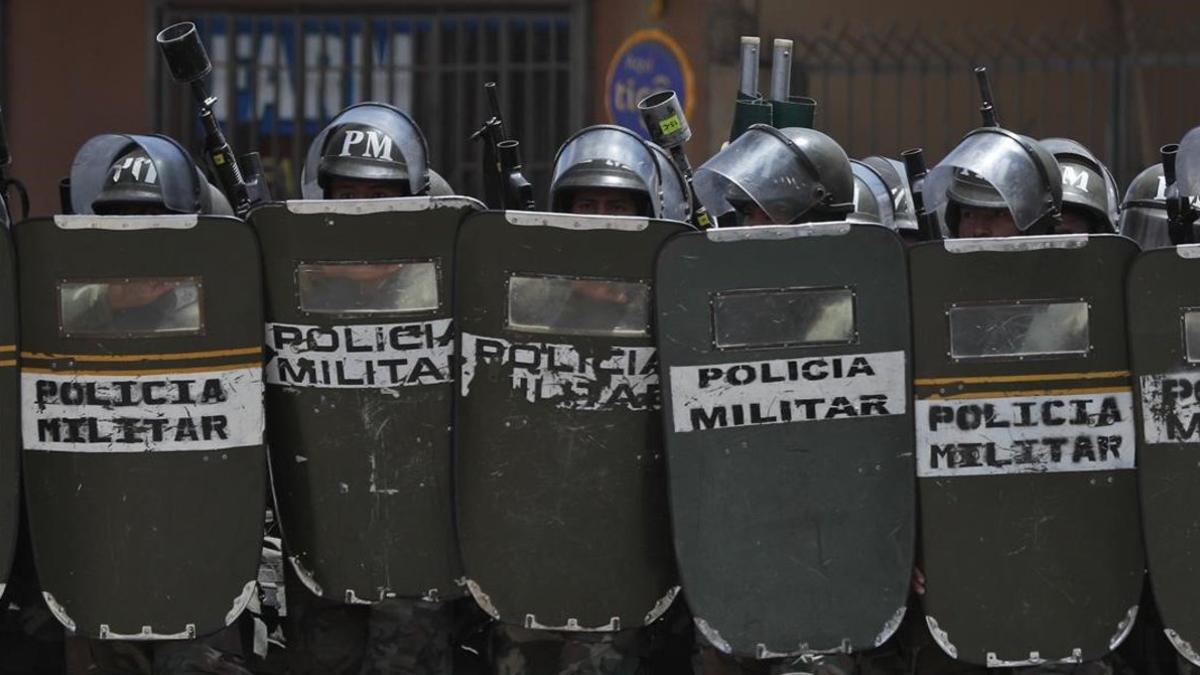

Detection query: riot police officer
(859, 156), (921, 244)
(925, 129), (1063, 238)
(547, 125), (671, 219)
(59, 133), (250, 675)
(1040, 138), (1119, 234)
(283, 102), (465, 675)
(489, 124), (692, 675)
(1119, 163), (1173, 248)
(690, 125), (908, 675)
(693, 124), (854, 227)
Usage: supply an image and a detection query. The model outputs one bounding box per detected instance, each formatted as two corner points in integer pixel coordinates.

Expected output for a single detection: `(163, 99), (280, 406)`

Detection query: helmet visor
(694, 126), (820, 225)
(550, 126), (660, 215)
(851, 161), (893, 229)
(926, 130), (1055, 231)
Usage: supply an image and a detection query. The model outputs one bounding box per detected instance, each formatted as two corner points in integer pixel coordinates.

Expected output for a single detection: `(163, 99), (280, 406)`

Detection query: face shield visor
(926, 129), (1060, 233)
(694, 125), (825, 225)
(549, 125), (661, 216)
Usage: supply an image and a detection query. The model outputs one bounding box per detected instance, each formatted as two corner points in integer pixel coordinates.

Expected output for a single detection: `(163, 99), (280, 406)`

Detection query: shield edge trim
(464, 578), (500, 620)
(288, 555), (324, 597)
(1109, 605), (1139, 651)
(1167, 629), (1200, 667)
(695, 616), (733, 654)
(284, 195), (484, 215)
(943, 234), (1087, 254)
(874, 606), (908, 647)
(502, 210), (650, 231)
(99, 623), (197, 641)
(925, 615), (958, 659)
(463, 580), (679, 632)
(52, 215), (199, 231)
(705, 222), (852, 242)
(42, 591), (77, 632)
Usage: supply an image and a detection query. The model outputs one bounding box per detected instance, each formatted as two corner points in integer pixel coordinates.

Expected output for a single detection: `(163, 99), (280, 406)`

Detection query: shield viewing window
(297, 261), (439, 315)
(1182, 309), (1200, 363)
(58, 277), (204, 338)
(948, 300), (1090, 360)
(712, 287), (857, 350)
(506, 274), (650, 337)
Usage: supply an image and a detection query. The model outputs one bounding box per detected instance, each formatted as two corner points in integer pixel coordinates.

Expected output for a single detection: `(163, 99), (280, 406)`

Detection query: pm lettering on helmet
(1150, 174), (1200, 207)
(111, 156), (158, 185)
(1061, 165), (1090, 192)
(339, 129), (394, 161)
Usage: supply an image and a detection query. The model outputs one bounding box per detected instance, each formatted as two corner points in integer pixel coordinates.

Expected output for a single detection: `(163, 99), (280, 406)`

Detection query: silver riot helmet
(1039, 137), (1118, 233)
(301, 102), (430, 199)
(71, 133), (232, 216)
(850, 160), (893, 227)
(648, 142), (692, 224)
(1174, 125), (1200, 204)
(926, 128), (1063, 236)
(427, 169), (455, 197)
(549, 125), (662, 218)
(1119, 163), (1174, 249)
(694, 124), (854, 226)
(861, 156), (919, 236)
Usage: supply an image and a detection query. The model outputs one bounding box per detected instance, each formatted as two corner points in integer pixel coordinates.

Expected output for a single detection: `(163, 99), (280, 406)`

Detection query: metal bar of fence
(292, 16), (305, 192)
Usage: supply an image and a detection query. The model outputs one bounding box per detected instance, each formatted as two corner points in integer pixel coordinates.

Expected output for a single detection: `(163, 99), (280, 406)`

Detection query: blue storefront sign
(605, 29), (695, 140)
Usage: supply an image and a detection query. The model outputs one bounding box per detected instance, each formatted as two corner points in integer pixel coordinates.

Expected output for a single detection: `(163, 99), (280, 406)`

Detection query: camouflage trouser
(693, 644), (867, 675)
(491, 624), (646, 675)
(284, 586), (453, 675)
(70, 624), (252, 675)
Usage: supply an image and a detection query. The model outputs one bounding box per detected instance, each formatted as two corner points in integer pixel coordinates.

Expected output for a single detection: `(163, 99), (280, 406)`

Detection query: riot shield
(455, 211), (688, 630)
(657, 223), (914, 658)
(911, 235), (1142, 667)
(0, 228), (16, 600)
(1128, 244), (1200, 665)
(16, 214), (265, 639)
(251, 196), (481, 603)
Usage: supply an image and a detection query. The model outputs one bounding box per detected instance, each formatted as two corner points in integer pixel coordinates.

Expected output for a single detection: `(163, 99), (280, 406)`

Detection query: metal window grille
(788, 20), (1200, 185)
(156, 6), (587, 203)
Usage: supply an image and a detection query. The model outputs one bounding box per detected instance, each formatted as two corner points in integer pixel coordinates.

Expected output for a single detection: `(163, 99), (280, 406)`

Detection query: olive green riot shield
(911, 234), (1142, 667)
(251, 196), (481, 604)
(455, 210), (688, 630)
(1128, 244), (1200, 666)
(16, 214), (265, 639)
(0, 227), (17, 600)
(656, 222), (915, 659)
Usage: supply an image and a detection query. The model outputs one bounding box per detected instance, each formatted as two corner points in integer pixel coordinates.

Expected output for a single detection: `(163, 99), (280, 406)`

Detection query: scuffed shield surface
(1129, 244), (1200, 667)
(17, 215), (265, 639)
(911, 235), (1142, 666)
(455, 211), (687, 629)
(656, 223), (916, 658)
(251, 197), (481, 603)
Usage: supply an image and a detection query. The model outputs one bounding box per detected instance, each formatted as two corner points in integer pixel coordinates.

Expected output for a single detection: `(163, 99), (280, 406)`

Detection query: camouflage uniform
(489, 596), (693, 675)
(0, 515), (65, 674)
(69, 624), (252, 675)
(284, 574), (454, 675)
(491, 625), (644, 675)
